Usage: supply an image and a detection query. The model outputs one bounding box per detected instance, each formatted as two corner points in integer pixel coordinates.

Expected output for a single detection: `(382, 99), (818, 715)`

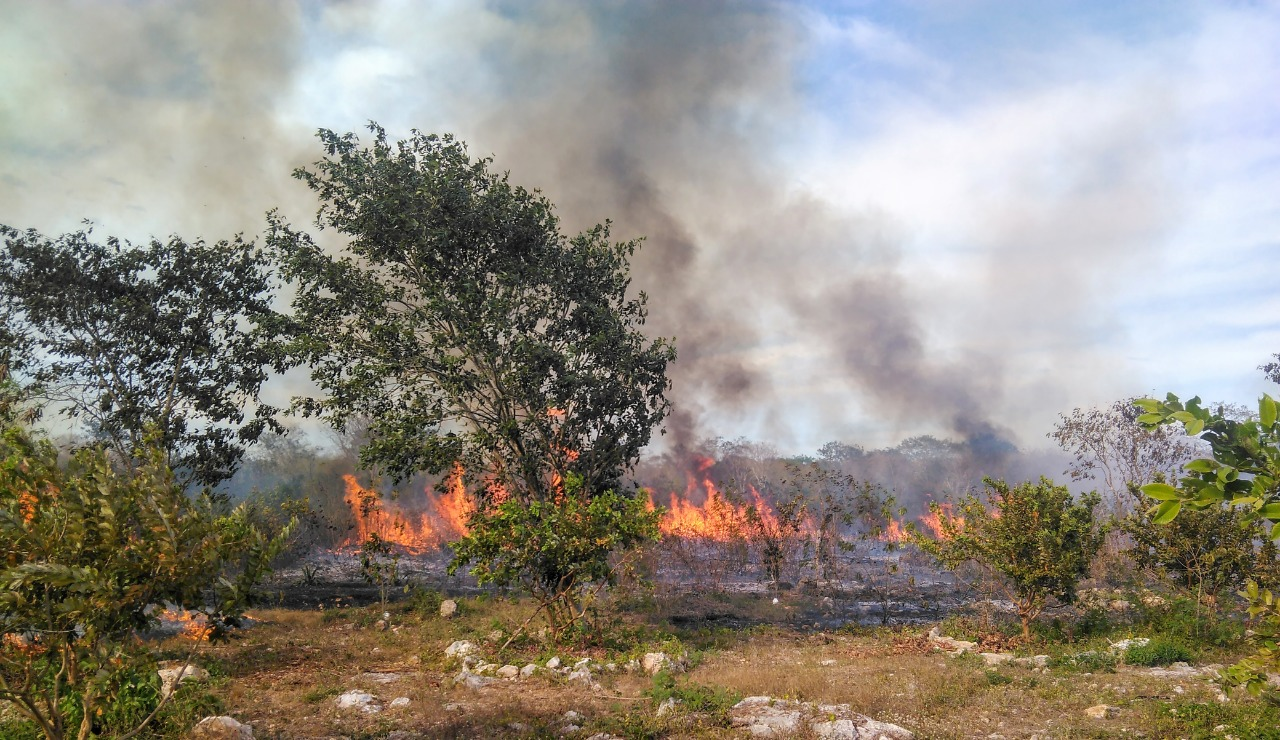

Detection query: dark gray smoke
(452, 1), (1016, 452)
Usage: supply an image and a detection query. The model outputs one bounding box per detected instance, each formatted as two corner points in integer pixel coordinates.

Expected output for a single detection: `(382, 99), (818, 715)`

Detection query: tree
(1263, 354), (1280, 385)
(448, 474), (660, 641)
(1136, 391), (1280, 700)
(1049, 397), (1198, 514)
(0, 225), (289, 489)
(0, 414), (291, 740)
(916, 477), (1104, 640)
(268, 125), (675, 503)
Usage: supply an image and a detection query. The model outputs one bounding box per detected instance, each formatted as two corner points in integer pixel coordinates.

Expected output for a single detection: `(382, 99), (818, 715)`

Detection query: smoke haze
(3, 0), (1277, 455)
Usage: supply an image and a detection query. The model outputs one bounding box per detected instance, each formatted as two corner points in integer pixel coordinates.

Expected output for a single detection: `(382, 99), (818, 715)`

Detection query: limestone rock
(729, 696), (913, 739)
(927, 626), (978, 655)
(497, 665), (520, 679)
(439, 599), (458, 618)
(656, 697), (681, 717)
(158, 663), (209, 699)
(1084, 704), (1118, 719)
(336, 690), (376, 711)
(566, 667), (596, 686)
(189, 716), (254, 740)
(546, 656), (562, 670)
(389, 697), (411, 708)
(980, 653), (1014, 667)
(445, 640), (478, 659)
(454, 669), (497, 690)
(520, 663), (539, 678)
(642, 651), (685, 675)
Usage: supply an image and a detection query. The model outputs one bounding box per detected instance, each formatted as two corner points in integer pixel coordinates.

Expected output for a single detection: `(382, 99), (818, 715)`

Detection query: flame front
(341, 470), (475, 553)
(919, 503), (964, 540)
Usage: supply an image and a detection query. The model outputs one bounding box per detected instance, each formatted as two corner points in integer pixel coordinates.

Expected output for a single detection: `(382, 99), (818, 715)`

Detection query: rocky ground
(141, 581), (1279, 740)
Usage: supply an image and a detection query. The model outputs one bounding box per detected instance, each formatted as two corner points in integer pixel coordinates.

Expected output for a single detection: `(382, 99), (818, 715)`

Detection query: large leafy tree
(0, 225), (289, 488)
(268, 125), (675, 503)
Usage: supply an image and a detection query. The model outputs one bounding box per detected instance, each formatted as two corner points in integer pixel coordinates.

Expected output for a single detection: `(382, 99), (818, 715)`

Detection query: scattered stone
(520, 663), (539, 678)
(374, 619), (389, 631)
(641, 652), (686, 675)
(360, 672), (403, 684)
(820, 659), (838, 667)
(586, 735), (623, 740)
(574, 657), (593, 670)
(454, 669), (497, 690)
(443, 703), (465, 711)
(474, 662), (498, 675)
(190, 716), (254, 740)
(1110, 638), (1149, 652)
(497, 665), (520, 679)
(486, 629), (505, 643)
(729, 696), (912, 739)
(546, 656), (562, 670)
(157, 663), (209, 699)
(980, 653), (1014, 667)
(625, 658), (641, 673)
(389, 697), (411, 708)
(927, 626), (978, 655)
(564, 710), (585, 723)
(1011, 655), (1050, 669)
(508, 722), (529, 732)
(336, 690), (376, 711)
(1084, 704), (1118, 719)
(605, 662), (618, 672)
(440, 599), (458, 618)
(561, 725), (581, 735)
(566, 668), (596, 686)
(445, 640), (478, 659)
(656, 697), (681, 717)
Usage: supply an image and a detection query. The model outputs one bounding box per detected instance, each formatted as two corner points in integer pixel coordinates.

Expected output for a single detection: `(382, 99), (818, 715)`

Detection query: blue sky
(1, 0), (1277, 453)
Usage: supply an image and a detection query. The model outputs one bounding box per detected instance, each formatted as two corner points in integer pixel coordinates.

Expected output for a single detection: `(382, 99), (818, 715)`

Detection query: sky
(1, 0), (1277, 455)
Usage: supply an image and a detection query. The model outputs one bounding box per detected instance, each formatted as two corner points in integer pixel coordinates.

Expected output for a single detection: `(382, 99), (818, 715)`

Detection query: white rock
(454, 669), (497, 690)
(981, 653), (1014, 666)
(566, 668), (596, 686)
(190, 716), (254, 740)
(546, 656), (562, 670)
(1084, 704), (1118, 719)
(439, 599), (458, 618)
(445, 640), (478, 659)
(157, 663), (209, 699)
(656, 697), (681, 717)
(361, 671), (402, 683)
(642, 652), (670, 675)
(520, 663), (539, 678)
(390, 697), (411, 708)
(729, 696), (913, 740)
(336, 690), (376, 710)
(561, 725), (581, 735)
(574, 658), (593, 670)
(497, 665), (520, 679)
(820, 659), (838, 667)
(474, 662), (498, 675)
(564, 710), (585, 722)
(1110, 638), (1149, 652)
(812, 719), (858, 739)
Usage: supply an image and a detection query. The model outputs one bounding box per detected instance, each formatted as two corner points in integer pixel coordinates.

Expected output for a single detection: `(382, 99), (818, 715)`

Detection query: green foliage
(645, 670), (741, 715)
(1048, 650), (1116, 673)
(358, 533), (401, 611)
(268, 124), (674, 502)
(1124, 638), (1193, 667)
(0, 225), (290, 489)
(1135, 392), (1280, 699)
(916, 477), (1104, 640)
(0, 420), (291, 740)
(448, 475), (660, 640)
(406, 586), (444, 617)
(1122, 480), (1258, 607)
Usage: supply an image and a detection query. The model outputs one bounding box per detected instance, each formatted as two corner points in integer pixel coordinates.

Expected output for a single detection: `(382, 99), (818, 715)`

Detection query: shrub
(0, 419), (290, 740)
(916, 477), (1104, 640)
(1124, 639), (1194, 667)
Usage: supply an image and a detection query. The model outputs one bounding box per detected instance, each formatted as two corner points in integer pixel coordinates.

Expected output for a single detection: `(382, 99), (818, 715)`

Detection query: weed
(1049, 650), (1117, 673)
(406, 585), (443, 617)
(302, 685), (344, 704)
(1124, 639), (1193, 667)
(645, 671), (740, 716)
(984, 670), (1014, 686)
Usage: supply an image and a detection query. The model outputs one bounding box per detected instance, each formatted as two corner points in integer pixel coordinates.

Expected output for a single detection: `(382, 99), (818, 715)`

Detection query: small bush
(645, 671), (740, 716)
(984, 670), (1014, 686)
(1124, 639), (1193, 667)
(1049, 650), (1116, 673)
(407, 586), (444, 617)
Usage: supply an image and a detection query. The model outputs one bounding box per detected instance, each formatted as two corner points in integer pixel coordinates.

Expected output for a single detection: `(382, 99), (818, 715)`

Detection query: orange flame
(653, 466), (804, 542)
(919, 503), (964, 541)
(160, 608), (215, 641)
(340, 471), (476, 553)
(879, 518), (908, 543)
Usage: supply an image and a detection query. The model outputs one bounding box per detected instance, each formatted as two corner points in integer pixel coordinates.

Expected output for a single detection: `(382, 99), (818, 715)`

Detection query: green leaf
(1141, 483), (1182, 502)
(1133, 398), (1161, 413)
(1262, 394), (1277, 428)
(1170, 411), (1196, 424)
(1184, 418), (1204, 436)
(1151, 500), (1181, 524)
(1260, 502), (1280, 523)
(1184, 459), (1216, 473)
(1136, 413), (1165, 425)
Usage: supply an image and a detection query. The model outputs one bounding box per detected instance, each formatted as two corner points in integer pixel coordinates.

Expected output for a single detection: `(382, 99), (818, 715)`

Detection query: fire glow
(340, 466), (473, 554)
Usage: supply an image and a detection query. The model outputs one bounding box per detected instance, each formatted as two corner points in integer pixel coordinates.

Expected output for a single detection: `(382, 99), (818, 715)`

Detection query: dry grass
(110, 591), (1279, 739)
